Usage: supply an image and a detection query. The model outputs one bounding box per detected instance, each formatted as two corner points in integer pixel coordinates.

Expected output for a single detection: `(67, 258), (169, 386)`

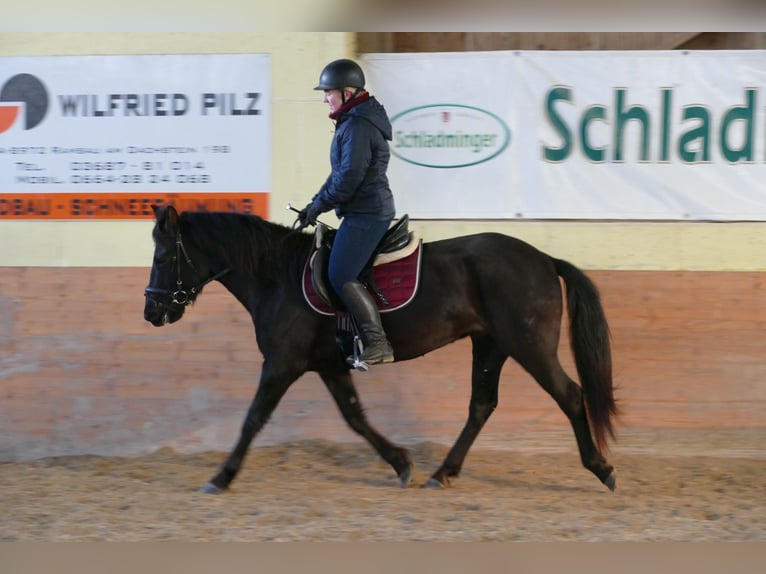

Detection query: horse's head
(143, 204), (207, 326)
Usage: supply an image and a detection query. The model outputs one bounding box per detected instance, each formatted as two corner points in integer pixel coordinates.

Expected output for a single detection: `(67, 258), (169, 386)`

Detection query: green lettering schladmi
(395, 131), (498, 153)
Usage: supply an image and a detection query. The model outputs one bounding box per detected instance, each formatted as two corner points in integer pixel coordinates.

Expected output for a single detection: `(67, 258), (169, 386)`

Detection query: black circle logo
(0, 73), (49, 131)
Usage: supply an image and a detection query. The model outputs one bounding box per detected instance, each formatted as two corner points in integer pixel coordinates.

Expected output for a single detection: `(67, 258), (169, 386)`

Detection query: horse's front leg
(319, 370), (414, 487)
(202, 362), (299, 494)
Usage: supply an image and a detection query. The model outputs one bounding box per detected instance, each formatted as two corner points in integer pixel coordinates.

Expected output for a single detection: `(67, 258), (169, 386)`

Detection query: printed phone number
(16, 174), (211, 184)
(68, 174), (211, 183)
(68, 160), (209, 183)
(70, 161), (206, 171)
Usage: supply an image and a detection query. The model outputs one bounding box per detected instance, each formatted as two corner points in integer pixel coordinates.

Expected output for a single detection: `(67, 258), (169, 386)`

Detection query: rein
(145, 232), (231, 306)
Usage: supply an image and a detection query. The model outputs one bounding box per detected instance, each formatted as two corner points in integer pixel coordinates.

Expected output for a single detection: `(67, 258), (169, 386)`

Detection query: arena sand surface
(2, 427), (764, 542)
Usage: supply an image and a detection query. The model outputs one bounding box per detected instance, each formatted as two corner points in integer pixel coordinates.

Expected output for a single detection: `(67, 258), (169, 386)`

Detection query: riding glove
(298, 202), (320, 228)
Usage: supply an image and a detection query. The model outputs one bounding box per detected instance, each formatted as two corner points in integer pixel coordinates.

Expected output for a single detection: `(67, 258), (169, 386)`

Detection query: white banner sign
(0, 54), (270, 217)
(363, 51), (766, 221)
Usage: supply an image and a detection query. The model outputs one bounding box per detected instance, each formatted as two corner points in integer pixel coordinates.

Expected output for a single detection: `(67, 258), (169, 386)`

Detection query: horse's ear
(166, 205), (179, 228)
(154, 204), (180, 234)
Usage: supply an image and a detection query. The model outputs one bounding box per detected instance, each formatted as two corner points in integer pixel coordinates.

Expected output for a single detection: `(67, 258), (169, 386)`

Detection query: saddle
(302, 214), (423, 316)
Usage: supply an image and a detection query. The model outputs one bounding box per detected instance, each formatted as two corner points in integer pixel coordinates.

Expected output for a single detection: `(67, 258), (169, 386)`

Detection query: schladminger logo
(0, 74), (49, 134)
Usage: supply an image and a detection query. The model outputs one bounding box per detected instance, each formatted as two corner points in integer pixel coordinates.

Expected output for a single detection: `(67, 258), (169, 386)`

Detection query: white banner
(363, 51), (766, 221)
(0, 54), (270, 194)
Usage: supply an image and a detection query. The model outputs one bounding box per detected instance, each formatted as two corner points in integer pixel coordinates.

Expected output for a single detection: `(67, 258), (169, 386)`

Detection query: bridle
(144, 232), (231, 307)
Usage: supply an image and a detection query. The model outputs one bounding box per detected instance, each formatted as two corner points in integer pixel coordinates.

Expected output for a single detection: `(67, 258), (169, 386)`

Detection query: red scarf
(329, 90), (370, 120)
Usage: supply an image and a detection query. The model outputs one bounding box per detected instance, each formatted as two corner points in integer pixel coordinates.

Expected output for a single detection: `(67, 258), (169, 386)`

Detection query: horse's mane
(179, 211), (312, 284)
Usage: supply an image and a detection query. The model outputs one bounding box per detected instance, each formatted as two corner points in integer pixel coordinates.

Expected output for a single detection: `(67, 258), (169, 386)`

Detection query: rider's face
(323, 89), (345, 113)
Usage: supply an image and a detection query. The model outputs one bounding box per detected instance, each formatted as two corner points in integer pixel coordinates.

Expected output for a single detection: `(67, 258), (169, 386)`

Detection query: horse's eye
(154, 248), (175, 268)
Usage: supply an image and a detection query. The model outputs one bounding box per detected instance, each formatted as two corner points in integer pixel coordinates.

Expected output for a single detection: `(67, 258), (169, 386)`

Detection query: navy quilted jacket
(311, 94), (396, 220)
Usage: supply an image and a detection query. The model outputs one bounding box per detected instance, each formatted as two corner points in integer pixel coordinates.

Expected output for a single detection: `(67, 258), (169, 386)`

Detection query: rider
(298, 58), (396, 366)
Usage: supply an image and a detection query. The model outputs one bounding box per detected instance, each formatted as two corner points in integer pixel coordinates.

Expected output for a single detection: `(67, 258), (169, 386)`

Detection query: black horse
(144, 204), (618, 493)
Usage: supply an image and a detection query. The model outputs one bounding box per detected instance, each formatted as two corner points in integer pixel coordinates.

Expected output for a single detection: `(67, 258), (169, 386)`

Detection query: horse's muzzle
(144, 295), (183, 326)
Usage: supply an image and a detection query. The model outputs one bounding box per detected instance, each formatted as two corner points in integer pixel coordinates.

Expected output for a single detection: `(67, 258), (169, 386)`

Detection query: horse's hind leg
(427, 334), (507, 488)
(525, 357), (615, 490)
(320, 370), (414, 487)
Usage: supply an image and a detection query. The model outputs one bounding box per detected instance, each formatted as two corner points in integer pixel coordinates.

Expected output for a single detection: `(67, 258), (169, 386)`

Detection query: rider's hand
(297, 202), (319, 229)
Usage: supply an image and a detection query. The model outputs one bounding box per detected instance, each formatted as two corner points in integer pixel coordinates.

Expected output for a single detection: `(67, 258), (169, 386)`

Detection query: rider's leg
(328, 215), (394, 365)
(340, 280), (394, 364)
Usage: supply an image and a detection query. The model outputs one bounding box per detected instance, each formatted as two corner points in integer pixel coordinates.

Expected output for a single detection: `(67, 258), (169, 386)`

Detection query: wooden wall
(358, 32), (766, 53)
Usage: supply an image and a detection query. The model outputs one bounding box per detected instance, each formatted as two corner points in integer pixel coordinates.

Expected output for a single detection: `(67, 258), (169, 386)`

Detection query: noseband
(144, 233), (231, 306)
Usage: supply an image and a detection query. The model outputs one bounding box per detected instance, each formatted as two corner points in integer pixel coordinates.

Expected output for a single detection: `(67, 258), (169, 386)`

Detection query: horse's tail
(553, 258), (618, 452)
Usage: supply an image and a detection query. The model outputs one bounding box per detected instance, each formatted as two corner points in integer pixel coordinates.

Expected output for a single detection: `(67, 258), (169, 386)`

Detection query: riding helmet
(314, 59), (366, 91)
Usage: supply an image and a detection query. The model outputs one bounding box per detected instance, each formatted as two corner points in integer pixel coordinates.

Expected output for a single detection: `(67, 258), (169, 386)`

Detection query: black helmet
(314, 59), (365, 91)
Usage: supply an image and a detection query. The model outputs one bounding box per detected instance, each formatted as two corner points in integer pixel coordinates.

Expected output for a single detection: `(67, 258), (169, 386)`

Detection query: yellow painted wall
(1, 33), (764, 270)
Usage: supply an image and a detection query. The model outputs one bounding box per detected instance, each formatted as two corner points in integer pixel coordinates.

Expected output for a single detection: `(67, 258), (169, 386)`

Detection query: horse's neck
(217, 272), (258, 310)
(197, 215), (306, 293)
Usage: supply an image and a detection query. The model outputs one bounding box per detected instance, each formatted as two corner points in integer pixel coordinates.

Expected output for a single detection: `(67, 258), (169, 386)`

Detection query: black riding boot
(341, 281), (394, 365)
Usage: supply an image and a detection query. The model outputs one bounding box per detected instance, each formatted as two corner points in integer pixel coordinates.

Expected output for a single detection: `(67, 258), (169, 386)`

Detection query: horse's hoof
(424, 477), (446, 489)
(398, 464), (413, 488)
(603, 471), (616, 492)
(200, 482), (225, 494)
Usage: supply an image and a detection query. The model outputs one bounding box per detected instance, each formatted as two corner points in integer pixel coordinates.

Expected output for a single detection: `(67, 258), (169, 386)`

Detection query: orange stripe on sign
(0, 192), (270, 219)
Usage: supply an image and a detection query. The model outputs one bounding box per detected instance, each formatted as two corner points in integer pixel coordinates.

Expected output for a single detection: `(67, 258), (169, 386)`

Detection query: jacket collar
(329, 90), (370, 120)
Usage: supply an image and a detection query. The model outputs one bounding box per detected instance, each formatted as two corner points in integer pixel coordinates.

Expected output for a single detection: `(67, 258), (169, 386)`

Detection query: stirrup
(347, 335), (370, 372)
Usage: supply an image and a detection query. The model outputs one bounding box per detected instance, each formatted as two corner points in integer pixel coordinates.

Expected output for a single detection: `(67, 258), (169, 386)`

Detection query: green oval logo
(390, 104), (511, 169)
